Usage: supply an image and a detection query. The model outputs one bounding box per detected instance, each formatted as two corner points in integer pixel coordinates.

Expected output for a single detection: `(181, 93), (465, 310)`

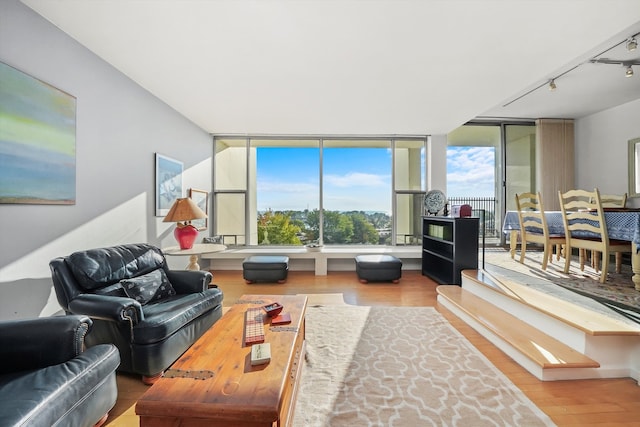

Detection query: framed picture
(0, 62), (77, 205)
(155, 153), (183, 216)
(189, 188), (208, 230)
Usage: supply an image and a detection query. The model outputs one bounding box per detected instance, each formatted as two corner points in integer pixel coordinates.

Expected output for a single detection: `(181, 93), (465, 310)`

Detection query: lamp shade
(163, 198), (208, 250)
(163, 197), (207, 223)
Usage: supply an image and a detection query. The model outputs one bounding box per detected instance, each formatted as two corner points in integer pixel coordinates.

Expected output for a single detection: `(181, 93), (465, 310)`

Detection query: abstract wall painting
(0, 62), (77, 205)
(155, 153), (183, 216)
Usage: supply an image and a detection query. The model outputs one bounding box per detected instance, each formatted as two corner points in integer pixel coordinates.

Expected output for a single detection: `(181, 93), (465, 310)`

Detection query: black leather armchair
(0, 315), (120, 427)
(49, 243), (224, 382)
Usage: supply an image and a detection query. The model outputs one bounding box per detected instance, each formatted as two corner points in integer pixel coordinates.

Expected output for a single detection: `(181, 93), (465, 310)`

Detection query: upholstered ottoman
(355, 254), (402, 283)
(243, 255), (289, 283)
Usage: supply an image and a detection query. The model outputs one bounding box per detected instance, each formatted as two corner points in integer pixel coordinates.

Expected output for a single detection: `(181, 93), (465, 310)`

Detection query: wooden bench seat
(202, 246), (421, 275)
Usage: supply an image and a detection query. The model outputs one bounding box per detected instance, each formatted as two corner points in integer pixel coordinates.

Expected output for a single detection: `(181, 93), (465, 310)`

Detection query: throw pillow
(121, 269), (176, 305)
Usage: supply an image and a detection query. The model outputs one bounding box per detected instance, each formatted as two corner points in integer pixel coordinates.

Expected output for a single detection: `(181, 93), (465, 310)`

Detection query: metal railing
(447, 196), (498, 238)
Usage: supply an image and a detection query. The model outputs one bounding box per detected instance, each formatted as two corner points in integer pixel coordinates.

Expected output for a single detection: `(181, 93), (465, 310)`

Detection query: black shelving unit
(421, 216), (479, 285)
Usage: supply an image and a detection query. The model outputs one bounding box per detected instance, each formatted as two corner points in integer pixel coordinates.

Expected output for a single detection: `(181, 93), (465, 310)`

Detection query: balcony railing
(447, 196), (498, 238)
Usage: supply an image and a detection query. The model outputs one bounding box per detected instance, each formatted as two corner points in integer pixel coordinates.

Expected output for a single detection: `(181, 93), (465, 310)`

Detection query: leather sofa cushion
(0, 344), (119, 427)
(134, 287), (224, 344)
(122, 269), (176, 305)
(67, 244), (165, 290)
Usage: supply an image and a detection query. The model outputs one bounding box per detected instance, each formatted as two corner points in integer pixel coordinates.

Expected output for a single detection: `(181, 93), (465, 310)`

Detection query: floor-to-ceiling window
(447, 122), (535, 243)
(253, 139), (320, 245)
(394, 139), (426, 245)
(213, 136), (427, 247)
(322, 139), (392, 245)
(213, 138), (248, 246)
(504, 124), (536, 211)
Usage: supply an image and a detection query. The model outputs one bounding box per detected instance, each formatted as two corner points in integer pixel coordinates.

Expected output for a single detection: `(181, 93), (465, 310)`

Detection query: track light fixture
(503, 34), (639, 108)
(590, 58), (640, 77)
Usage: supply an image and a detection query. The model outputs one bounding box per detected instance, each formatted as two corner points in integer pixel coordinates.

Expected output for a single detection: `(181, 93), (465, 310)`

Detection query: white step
(436, 270), (640, 381)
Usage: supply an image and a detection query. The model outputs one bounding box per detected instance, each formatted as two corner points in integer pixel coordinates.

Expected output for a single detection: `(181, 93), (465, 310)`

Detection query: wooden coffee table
(136, 294), (307, 427)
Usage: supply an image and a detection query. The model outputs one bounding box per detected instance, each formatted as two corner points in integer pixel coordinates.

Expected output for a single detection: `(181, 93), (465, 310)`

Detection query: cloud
(257, 179), (320, 211)
(324, 172), (390, 188)
(323, 196), (391, 213)
(447, 147), (495, 196)
(258, 179), (318, 194)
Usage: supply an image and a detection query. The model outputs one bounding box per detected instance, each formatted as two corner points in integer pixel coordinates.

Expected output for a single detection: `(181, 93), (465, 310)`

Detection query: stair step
(437, 285), (600, 369)
(462, 270), (640, 336)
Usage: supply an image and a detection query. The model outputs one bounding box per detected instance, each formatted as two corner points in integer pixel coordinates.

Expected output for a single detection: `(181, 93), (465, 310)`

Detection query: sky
(446, 146), (496, 198)
(256, 146), (495, 213)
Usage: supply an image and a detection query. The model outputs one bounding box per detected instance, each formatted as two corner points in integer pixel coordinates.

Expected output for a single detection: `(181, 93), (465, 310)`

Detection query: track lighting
(590, 58), (640, 77)
(504, 34), (639, 108)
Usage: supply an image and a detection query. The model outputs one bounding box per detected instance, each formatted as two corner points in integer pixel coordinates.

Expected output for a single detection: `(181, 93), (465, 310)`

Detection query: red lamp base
(174, 224), (199, 250)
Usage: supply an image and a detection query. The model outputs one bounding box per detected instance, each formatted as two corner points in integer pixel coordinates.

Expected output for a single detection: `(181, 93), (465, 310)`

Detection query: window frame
(212, 135), (428, 247)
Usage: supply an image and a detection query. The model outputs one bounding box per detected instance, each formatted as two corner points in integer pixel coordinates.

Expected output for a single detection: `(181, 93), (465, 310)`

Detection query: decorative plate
(424, 190), (446, 215)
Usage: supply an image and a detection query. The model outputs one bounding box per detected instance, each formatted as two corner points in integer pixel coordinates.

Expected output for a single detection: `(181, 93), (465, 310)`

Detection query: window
(394, 139), (426, 245)
(447, 122), (535, 243)
(213, 136), (427, 246)
(254, 140), (320, 245)
(323, 140), (392, 245)
(447, 125), (500, 241)
(214, 138), (248, 245)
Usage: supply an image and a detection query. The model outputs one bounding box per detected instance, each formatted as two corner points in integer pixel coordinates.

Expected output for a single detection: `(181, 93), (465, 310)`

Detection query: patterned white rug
(293, 304), (555, 427)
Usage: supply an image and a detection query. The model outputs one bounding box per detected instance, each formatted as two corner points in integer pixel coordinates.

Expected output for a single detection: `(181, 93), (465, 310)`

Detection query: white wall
(0, 0), (213, 319)
(429, 134), (448, 193)
(574, 98), (640, 207)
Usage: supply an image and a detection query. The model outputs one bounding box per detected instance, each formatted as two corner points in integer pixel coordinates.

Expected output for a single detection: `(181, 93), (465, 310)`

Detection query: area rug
(293, 304), (555, 427)
(483, 248), (640, 324)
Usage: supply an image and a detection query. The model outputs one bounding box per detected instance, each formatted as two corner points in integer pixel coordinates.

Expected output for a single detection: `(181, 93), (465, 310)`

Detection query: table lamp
(163, 197), (208, 250)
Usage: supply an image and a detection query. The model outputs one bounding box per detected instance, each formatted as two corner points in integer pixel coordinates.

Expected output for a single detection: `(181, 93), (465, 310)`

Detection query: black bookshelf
(422, 216), (479, 285)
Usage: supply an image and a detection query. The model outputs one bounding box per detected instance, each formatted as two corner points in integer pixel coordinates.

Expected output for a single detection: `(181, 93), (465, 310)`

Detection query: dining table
(502, 210), (640, 291)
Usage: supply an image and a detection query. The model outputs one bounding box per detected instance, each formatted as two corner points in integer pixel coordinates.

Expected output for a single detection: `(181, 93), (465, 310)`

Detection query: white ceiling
(21, 0), (640, 136)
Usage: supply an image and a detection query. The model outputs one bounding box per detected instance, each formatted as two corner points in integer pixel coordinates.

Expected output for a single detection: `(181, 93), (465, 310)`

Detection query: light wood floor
(106, 270), (640, 427)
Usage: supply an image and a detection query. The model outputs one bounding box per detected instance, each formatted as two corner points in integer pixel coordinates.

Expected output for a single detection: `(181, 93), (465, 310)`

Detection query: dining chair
(515, 192), (565, 270)
(597, 192), (627, 208)
(558, 189), (631, 283)
(588, 192), (627, 272)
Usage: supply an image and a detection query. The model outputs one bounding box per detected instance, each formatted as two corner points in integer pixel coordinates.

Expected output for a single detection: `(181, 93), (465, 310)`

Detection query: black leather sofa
(49, 243), (224, 382)
(0, 315), (120, 427)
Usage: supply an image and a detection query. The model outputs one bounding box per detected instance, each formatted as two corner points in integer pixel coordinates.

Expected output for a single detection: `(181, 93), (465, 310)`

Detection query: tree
(270, 208), (392, 245)
(303, 209), (320, 242)
(323, 210), (353, 243)
(368, 211), (391, 230)
(257, 210), (302, 245)
(349, 213), (379, 244)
